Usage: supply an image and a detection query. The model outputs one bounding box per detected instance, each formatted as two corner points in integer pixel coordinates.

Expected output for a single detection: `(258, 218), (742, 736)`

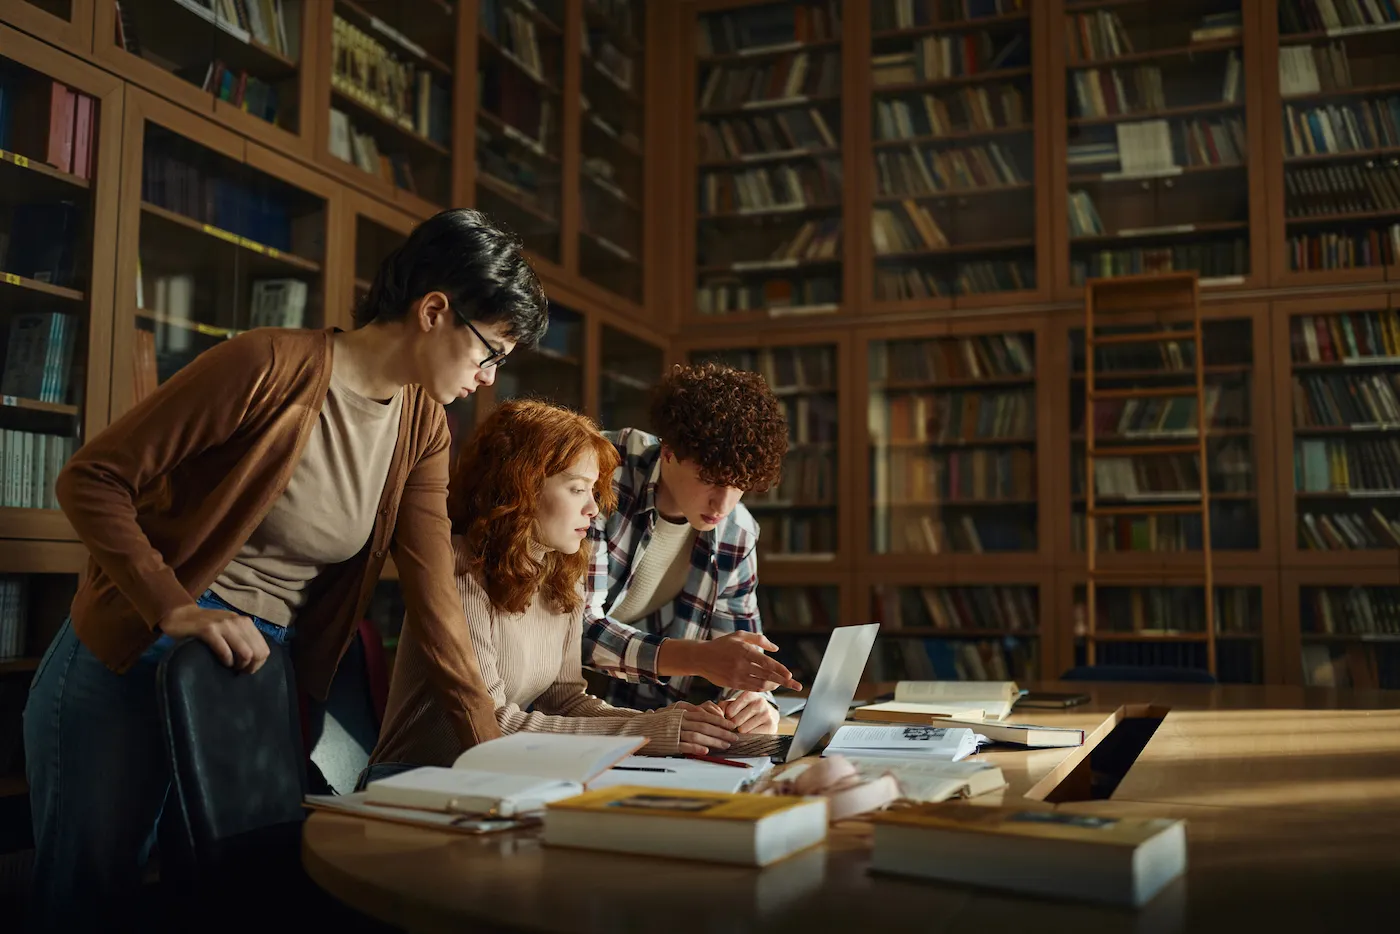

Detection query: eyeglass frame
(454, 309), (510, 369)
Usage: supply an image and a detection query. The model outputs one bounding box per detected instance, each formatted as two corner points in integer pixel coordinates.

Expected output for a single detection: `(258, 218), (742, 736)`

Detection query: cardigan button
(374, 550), (385, 559)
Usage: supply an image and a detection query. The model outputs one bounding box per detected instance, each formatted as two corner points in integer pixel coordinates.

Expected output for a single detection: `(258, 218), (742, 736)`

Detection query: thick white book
(824, 725), (983, 762)
(359, 733), (646, 818)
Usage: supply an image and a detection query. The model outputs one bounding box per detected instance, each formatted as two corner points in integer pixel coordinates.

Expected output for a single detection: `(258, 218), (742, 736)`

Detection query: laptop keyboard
(725, 734), (792, 758)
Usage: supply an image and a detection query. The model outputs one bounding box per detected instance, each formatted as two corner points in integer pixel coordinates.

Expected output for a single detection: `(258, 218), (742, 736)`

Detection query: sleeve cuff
(631, 633), (670, 685)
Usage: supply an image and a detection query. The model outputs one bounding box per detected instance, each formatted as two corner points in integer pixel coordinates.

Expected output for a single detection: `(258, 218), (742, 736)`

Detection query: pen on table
(685, 754), (752, 769)
(612, 766), (675, 773)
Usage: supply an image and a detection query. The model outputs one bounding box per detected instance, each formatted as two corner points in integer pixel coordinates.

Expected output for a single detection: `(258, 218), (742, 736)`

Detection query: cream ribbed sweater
(372, 538), (685, 767)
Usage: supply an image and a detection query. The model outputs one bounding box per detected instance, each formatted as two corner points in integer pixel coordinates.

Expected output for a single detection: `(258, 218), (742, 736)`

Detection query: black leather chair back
(156, 634), (307, 884)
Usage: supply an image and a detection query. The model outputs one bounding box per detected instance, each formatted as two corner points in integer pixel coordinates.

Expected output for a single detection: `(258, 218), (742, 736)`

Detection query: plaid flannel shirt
(583, 428), (766, 710)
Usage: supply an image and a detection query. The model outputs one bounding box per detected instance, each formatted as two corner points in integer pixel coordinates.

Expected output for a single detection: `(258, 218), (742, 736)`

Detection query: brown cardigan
(55, 326), (500, 749)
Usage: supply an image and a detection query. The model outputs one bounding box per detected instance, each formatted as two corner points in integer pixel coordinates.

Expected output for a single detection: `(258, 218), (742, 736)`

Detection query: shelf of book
(94, 0), (316, 159)
(473, 0), (566, 266)
(1056, 566), (1279, 684)
(0, 0), (94, 54)
(494, 301), (585, 413)
(112, 88), (338, 418)
(313, 0), (463, 216)
(596, 320), (662, 434)
(0, 25), (123, 543)
(868, 0), (1049, 312)
(1274, 292), (1400, 569)
(1265, 0), (1400, 286)
(1054, 300), (1278, 571)
(579, 0), (645, 305)
(687, 0), (846, 322)
(859, 315), (1052, 572)
(760, 567), (853, 686)
(862, 567), (1049, 684)
(683, 330), (849, 569)
(1287, 570), (1400, 689)
(1050, 0), (1267, 297)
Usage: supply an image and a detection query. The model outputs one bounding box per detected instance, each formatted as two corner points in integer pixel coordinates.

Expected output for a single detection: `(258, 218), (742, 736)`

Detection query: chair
(1060, 664), (1218, 684)
(156, 634), (394, 932)
(303, 621), (390, 795)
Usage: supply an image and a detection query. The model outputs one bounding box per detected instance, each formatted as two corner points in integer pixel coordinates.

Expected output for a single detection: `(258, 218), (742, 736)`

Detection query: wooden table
(302, 682), (1400, 933)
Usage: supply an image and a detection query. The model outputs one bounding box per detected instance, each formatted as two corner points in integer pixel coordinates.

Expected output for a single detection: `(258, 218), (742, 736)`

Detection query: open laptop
(724, 623), (880, 763)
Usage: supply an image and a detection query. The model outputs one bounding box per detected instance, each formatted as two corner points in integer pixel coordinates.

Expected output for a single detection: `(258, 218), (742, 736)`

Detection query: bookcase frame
(1048, 298), (1280, 572)
(1281, 566), (1400, 687)
(671, 325), (856, 574)
(0, 0), (94, 55)
(859, 566), (1058, 684)
(1045, 0), (1271, 301)
(855, 311), (1055, 574)
(92, 0), (324, 160)
(108, 86), (347, 422)
(1053, 565), (1283, 685)
(1258, 0), (1400, 289)
(1272, 290), (1400, 570)
(0, 22), (124, 544)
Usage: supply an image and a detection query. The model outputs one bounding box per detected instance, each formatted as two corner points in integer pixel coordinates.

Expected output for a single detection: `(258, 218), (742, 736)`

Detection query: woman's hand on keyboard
(670, 701), (741, 755)
(721, 693), (779, 735)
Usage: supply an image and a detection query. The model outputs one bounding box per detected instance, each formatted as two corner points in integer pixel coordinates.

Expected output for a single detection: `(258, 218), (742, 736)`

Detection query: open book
(846, 758), (1006, 803)
(824, 725), (983, 762)
(853, 681), (1022, 722)
(306, 734), (646, 825)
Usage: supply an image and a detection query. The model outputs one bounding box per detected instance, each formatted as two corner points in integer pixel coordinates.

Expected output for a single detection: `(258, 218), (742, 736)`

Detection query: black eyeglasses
(457, 313), (510, 369)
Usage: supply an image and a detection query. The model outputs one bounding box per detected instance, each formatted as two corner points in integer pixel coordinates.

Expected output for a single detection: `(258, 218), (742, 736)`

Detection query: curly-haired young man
(584, 362), (802, 734)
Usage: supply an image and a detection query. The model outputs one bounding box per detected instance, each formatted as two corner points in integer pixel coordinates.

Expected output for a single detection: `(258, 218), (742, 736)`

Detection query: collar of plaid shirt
(585, 429), (764, 709)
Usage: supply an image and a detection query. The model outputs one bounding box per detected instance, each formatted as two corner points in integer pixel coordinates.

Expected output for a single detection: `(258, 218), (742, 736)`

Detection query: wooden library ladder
(1083, 272), (1216, 676)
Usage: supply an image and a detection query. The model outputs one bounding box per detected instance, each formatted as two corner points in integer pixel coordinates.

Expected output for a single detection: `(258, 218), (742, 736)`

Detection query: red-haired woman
(364, 400), (741, 782)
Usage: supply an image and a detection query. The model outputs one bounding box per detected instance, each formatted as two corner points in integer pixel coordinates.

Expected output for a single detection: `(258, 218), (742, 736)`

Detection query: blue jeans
(23, 590), (292, 931)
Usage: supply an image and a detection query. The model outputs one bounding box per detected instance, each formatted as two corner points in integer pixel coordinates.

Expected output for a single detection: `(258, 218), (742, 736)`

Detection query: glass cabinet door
(598, 324), (662, 433)
(495, 301), (583, 411)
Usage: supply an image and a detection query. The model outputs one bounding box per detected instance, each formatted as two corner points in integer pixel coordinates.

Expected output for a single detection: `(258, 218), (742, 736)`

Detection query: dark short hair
(650, 362), (788, 492)
(355, 208), (548, 347)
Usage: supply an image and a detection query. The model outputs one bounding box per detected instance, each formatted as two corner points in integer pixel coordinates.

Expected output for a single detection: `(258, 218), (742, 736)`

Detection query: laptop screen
(784, 623), (880, 761)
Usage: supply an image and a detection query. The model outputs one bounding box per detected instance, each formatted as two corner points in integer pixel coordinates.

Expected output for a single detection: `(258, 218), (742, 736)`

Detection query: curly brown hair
(448, 400), (621, 615)
(649, 362), (788, 492)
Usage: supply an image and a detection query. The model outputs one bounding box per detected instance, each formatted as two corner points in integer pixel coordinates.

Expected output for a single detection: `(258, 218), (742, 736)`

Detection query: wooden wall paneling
(674, 325), (856, 574)
(843, 0), (870, 316)
(0, 0), (93, 55)
(1272, 291), (1400, 570)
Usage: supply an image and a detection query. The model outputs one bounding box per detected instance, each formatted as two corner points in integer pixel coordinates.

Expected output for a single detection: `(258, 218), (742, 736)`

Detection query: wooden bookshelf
(859, 314), (1053, 572)
(93, 0), (318, 158)
(1051, 0), (1268, 297)
(111, 88), (339, 419)
(868, 0), (1048, 311)
(760, 566), (855, 684)
(596, 319), (663, 433)
(495, 301), (586, 412)
(313, 0), (465, 216)
(1056, 300), (1278, 572)
(863, 568), (1050, 683)
(0, 24), (122, 545)
(578, 0), (646, 304)
(680, 330), (850, 569)
(1055, 566), (1280, 684)
(1264, 0), (1400, 286)
(688, 0), (846, 322)
(1287, 569), (1400, 689)
(474, 0), (567, 265)
(1274, 292), (1400, 569)
(0, 0), (94, 55)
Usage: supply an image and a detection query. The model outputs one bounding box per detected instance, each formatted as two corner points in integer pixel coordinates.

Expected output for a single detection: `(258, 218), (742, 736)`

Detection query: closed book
(892, 680), (1020, 720)
(869, 803), (1186, 907)
(853, 706), (1084, 748)
(543, 786), (827, 867)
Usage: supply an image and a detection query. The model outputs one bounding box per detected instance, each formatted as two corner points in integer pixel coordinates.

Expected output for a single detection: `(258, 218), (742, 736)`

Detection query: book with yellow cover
(543, 786), (828, 867)
(869, 803), (1186, 907)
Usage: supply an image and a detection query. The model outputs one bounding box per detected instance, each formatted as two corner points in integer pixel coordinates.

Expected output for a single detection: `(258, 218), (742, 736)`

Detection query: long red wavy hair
(448, 399), (620, 615)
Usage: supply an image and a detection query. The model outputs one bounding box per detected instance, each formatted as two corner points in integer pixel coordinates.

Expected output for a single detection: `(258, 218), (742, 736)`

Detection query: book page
(842, 758), (1006, 802)
(826, 725), (982, 761)
(894, 681), (1018, 704)
(453, 733), (646, 783)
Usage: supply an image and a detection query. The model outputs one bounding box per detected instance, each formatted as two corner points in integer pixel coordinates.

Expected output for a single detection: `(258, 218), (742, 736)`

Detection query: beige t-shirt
(610, 515), (697, 625)
(211, 371), (403, 625)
